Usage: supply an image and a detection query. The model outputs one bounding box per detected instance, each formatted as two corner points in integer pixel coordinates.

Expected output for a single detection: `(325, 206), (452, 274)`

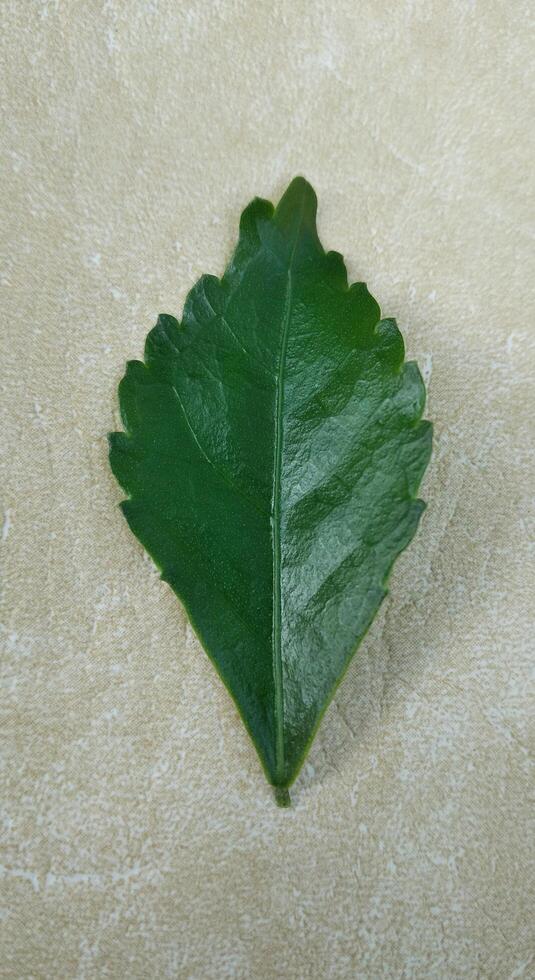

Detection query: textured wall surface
(1, 2), (534, 978)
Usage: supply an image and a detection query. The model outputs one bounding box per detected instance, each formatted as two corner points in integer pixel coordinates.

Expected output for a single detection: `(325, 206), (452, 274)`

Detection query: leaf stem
(274, 786), (291, 807)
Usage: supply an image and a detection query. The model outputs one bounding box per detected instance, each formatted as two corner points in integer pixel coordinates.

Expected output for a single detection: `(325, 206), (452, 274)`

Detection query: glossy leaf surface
(109, 178), (432, 802)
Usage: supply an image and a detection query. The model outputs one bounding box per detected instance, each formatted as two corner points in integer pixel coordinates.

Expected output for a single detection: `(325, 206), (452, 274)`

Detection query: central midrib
(271, 205), (305, 784)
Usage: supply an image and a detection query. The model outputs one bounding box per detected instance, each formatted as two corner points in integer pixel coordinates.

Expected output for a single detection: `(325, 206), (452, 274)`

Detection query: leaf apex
(286, 174), (316, 199)
(276, 175), (317, 219)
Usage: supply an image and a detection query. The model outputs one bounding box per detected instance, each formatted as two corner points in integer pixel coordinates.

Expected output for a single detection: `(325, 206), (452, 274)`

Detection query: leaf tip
(277, 174), (317, 218)
(287, 173), (316, 196)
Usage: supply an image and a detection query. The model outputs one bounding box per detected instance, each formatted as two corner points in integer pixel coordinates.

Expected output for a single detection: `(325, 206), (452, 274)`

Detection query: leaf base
(273, 786), (291, 808)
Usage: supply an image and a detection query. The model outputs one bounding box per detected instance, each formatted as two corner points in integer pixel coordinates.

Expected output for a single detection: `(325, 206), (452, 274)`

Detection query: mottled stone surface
(1, 2), (534, 977)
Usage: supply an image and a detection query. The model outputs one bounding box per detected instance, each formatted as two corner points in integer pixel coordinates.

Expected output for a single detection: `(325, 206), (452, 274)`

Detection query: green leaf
(109, 177), (432, 804)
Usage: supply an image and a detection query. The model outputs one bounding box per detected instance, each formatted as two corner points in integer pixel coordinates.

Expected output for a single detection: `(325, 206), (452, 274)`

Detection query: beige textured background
(1, 1), (534, 977)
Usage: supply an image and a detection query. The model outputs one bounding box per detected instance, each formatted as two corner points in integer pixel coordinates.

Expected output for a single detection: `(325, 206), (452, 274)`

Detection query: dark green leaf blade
(109, 177), (432, 800)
